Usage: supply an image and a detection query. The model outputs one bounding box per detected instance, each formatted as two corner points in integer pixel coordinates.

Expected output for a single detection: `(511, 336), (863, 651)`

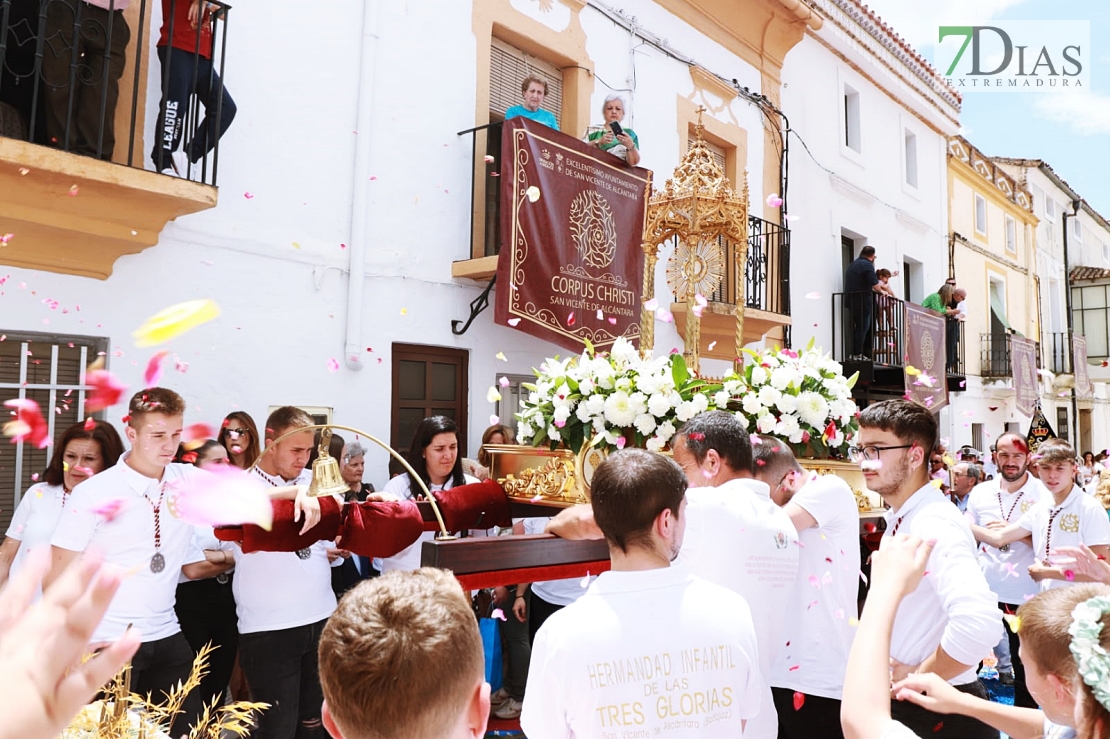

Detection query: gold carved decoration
(640, 107), (749, 373)
(498, 456), (581, 503)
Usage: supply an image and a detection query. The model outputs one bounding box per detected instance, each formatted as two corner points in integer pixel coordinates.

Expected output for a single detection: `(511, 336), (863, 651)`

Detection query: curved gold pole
(251, 423), (451, 539)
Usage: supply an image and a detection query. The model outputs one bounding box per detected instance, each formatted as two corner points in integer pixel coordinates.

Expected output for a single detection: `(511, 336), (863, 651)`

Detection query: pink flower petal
(243, 192), (254, 199)
(656, 308), (674, 323)
(182, 422), (216, 450)
(507, 318), (521, 327)
(143, 350), (169, 388)
(327, 357), (340, 373)
(805, 291), (821, 300)
(644, 298), (659, 312)
(167, 467), (273, 530)
(3, 398), (51, 448)
(499, 376), (510, 388)
(766, 193), (783, 208)
(85, 370), (128, 413)
(489, 415), (500, 425)
(90, 498), (127, 522)
(492, 608), (507, 621)
(608, 317), (617, 325)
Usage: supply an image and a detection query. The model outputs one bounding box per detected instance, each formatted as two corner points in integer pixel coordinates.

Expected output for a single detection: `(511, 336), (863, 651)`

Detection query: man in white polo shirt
(548, 410), (798, 739)
(236, 406), (335, 739)
(48, 387), (207, 737)
(751, 440), (860, 739)
(522, 449), (763, 739)
(964, 431), (1047, 708)
(853, 399), (1001, 739)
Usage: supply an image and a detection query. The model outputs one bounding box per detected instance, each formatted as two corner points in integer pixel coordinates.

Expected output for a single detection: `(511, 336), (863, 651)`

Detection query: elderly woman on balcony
(585, 94), (640, 166)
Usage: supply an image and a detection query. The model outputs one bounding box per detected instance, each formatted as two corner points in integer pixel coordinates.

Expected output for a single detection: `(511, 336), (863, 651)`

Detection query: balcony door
(391, 344), (469, 459)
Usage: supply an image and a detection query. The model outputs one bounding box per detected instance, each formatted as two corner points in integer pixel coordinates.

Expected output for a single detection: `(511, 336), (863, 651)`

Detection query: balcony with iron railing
(1041, 331), (1072, 374)
(0, 0), (230, 278)
(980, 333), (1042, 379)
(832, 292), (965, 393)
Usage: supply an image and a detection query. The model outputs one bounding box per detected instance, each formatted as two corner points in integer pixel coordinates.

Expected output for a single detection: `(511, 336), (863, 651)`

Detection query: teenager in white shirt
(965, 431), (1048, 708)
(522, 449), (763, 739)
(47, 388), (210, 737)
(0, 419), (124, 589)
(236, 406), (335, 739)
(973, 438), (1110, 592)
(752, 441), (860, 739)
(547, 410), (797, 739)
(852, 399), (1001, 739)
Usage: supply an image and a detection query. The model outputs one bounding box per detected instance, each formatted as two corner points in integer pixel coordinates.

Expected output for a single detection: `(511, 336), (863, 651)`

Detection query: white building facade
(997, 159), (1110, 456)
(0, 0), (822, 524)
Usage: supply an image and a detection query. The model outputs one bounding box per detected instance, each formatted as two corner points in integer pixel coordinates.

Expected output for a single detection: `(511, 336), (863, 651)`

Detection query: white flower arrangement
(516, 337), (860, 458)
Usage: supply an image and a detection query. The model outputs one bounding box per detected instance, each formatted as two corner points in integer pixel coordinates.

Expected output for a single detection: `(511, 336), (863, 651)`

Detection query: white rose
(575, 403), (594, 423)
(579, 377), (596, 395)
(713, 391), (730, 408)
(776, 394), (797, 414)
(691, 393), (710, 413)
(646, 436), (666, 452)
(757, 414), (777, 434)
(770, 367), (795, 390)
(775, 414), (800, 440)
(628, 392), (649, 417)
(675, 400), (697, 422)
(656, 421), (677, 442)
(637, 372), (664, 396)
(648, 392), (674, 418)
(742, 393), (764, 416)
(796, 391), (830, 429)
(604, 391), (639, 428)
(548, 424), (561, 441)
(758, 385), (782, 408)
(634, 413), (658, 435)
(615, 376), (632, 391)
(750, 366), (768, 386)
(553, 405), (572, 424)
(518, 421), (534, 441)
(586, 394), (606, 415)
(723, 379), (743, 395)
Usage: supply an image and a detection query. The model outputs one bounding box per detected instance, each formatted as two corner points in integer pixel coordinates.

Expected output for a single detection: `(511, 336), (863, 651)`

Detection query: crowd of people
(5, 391), (1110, 739)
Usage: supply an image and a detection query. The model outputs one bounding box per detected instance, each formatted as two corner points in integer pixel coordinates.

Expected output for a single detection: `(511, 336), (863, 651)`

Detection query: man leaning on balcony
(844, 245), (882, 361)
(41, 0), (131, 160)
(504, 75), (559, 131)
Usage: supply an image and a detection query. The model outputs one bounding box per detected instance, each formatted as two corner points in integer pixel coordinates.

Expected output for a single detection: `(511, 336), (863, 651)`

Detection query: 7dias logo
(936, 21), (1090, 92)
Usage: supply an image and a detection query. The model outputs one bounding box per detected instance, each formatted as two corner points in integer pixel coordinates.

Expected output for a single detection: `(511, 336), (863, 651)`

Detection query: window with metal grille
(687, 136), (735, 304)
(490, 38), (562, 127)
(1057, 407), (1070, 441)
(0, 331), (108, 533)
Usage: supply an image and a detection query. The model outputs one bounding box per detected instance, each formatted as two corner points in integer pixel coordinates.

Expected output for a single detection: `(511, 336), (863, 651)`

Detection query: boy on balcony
(151, 0), (236, 177)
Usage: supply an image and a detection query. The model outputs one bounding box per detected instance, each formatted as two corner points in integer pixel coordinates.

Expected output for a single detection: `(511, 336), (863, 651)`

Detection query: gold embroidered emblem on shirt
(1060, 513), (1080, 533)
(1021, 500), (1034, 513)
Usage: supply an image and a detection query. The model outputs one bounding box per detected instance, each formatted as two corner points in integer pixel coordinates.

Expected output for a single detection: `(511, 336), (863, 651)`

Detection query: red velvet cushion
(216, 496), (342, 553)
(432, 479), (513, 532)
(338, 501), (425, 558)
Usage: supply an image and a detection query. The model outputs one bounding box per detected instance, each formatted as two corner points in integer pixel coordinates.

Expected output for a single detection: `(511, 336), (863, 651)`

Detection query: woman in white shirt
(0, 419), (124, 588)
(379, 416), (479, 573)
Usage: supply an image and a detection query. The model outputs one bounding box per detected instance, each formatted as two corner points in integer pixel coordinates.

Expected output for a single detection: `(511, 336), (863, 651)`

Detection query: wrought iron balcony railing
(0, 0), (232, 185)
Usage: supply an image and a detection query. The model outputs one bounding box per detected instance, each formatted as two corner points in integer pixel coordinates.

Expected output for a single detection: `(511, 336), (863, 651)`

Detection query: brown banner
(1073, 333), (1093, 400)
(494, 117), (652, 352)
(903, 302), (949, 411)
(1011, 335), (1038, 417)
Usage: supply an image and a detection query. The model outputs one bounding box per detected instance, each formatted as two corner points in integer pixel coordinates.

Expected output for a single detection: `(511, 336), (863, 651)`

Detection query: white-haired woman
(585, 94), (640, 165)
(340, 442), (375, 502)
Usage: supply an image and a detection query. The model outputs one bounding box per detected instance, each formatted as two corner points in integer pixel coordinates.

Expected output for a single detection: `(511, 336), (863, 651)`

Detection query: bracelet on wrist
(515, 595), (525, 600)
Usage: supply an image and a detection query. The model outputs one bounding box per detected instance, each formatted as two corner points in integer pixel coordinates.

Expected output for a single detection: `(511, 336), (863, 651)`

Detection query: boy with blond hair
(317, 568), (490, 739)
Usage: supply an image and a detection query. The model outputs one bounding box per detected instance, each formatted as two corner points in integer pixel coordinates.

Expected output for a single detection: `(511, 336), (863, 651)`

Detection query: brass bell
(307, 428), (350, 498)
